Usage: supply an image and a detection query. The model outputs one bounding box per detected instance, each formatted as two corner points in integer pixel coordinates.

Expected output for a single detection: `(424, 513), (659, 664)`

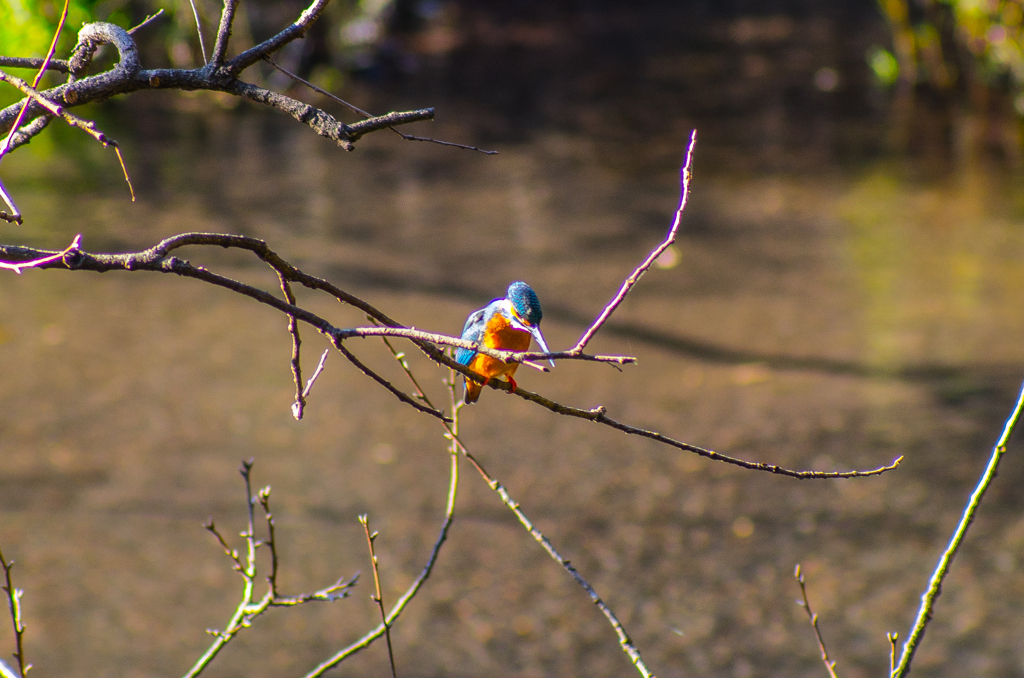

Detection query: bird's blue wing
(455, 307), (487, 365)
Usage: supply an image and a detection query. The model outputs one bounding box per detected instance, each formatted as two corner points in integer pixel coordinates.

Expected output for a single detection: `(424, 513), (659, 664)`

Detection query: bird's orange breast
(468, 313), (532, 380)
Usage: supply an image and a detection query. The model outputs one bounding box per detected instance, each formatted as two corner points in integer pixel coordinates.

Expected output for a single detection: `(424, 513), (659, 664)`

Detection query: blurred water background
(3, 1), (1024, 677)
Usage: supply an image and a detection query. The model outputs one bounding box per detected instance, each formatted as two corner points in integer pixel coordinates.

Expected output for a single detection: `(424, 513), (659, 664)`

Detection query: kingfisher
(455, 281), (554, 404)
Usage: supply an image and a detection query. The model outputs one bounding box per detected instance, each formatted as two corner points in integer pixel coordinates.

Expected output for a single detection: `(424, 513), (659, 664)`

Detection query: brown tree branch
(571, 130), (696, 354)
(211, 0), (239, 65)
(227, 0), (330, 74)
(0, 231), (901, 479)
(0, 7), (432, 156)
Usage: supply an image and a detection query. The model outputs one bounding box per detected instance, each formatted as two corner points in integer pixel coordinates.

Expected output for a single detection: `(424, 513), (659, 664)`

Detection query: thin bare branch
(188, 0), (209, 65)
(0, 179), (23, 224)
(306, 420), (460, 677)
(0, 548), (30, 678)
(263, 56), (497, 154)
(293, 349), (330, 420)
(127, 9), (165, 35)
(359, 516), (399, 678)
(571, 129), (697, 354)
(0, 72), (135, 198)
(0, 234), (80, 273)
(0, 57), (70, 73)
(0, 0), (69, 162)
(891, 379), (1024, 678)
(263, 56), (371, 117)
(794, 564), (839, 678)
(256, 486), (279, 595)
(277, 274), (307, 420)
(227, 0), (331, 74)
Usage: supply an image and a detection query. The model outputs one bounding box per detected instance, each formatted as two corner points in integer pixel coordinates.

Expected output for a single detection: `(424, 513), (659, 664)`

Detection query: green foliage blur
(0, 0), (133, 57)
(949, 0), (1024, 92)
(874, 0), (1024, 113)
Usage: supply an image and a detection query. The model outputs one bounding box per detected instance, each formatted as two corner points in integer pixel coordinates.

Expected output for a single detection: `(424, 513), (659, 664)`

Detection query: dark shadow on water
(322, 262), (1006, 385)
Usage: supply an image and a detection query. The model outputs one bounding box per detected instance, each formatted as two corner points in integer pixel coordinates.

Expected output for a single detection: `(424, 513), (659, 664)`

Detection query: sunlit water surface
(3, 8), (1024, 677)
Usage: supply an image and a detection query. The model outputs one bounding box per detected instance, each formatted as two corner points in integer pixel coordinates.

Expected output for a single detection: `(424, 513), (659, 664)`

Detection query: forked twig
(293, 349), (330, 419)
(0, 71), (135, 200)
(186, 460), (357, 678)
(794, 564), (839, 678)
(359, 516), (398, 678)
(277, 274), (306, 419)
(891, 379), (1024, 677)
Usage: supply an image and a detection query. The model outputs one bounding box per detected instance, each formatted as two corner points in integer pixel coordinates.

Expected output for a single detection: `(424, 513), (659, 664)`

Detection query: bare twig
(0, 69), (135, 199)
(211, 0), (239, 65)
(0, 0), (69, 162)
(263, 56), (498, 154)
(187, 0), (208, 65)
(888, 632), (898, 677)
(293, 349), (330, 419)
(891, 379), (1024, 677)
(0, 57), (70, 74)
(359, 516), (399, 678)
(127, 9), (165, 35)
(794, 564), (839, 678)
(0, 0), (69, 223)
(278, 274), (306, 420)
(0, 179), (24, 225)
(431, 376), (657, 678)
(306, 414), (460, 677)
(227, 0), (330, 74)
(0, 234), (80, 273)
(0, 61), (142, 203)
(571, 129), (696, 354)
(256, 486), (280, 595)
(0, 548), (29, 678)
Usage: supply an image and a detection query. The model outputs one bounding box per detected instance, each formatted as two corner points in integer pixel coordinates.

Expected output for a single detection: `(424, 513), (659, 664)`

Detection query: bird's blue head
(507, 281), (543, 327)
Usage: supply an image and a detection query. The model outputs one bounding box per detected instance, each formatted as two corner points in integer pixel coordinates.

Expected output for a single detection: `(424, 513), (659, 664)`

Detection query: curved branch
(0, 17), (432, 153)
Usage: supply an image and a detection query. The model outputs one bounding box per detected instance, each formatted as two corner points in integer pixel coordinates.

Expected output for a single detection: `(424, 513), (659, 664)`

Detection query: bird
(455, 281), (554, 404)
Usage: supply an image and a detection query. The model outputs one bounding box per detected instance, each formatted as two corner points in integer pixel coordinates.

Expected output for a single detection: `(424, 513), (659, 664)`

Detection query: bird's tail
(464, 377), (483, 404)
